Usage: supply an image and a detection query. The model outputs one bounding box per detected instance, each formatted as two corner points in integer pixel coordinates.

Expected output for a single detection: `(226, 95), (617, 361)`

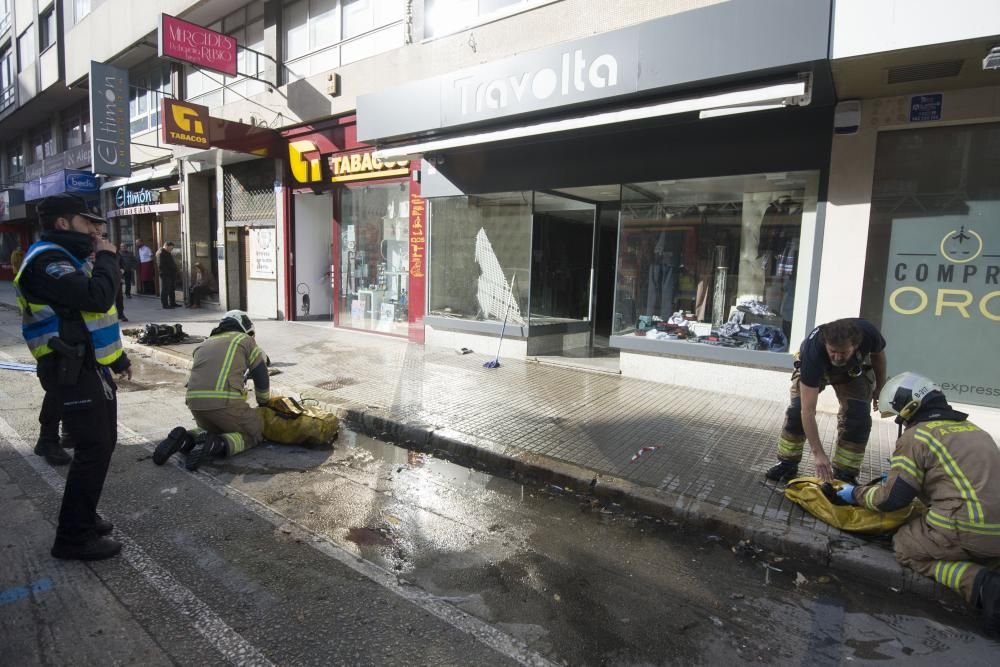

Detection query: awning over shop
(373, 79), (809, 162)
(100, 163), (178, 190)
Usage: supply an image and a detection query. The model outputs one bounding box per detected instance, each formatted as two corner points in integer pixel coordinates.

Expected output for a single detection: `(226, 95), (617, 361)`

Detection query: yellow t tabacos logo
(288, 140), (321, 183)
(172, 105), (204, 134)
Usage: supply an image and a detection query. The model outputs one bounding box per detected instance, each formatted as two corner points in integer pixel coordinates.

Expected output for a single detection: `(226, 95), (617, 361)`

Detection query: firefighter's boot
(974, 569), (1000, 637)
(153, 427), (195, 465)
(765, 460), (799, 482)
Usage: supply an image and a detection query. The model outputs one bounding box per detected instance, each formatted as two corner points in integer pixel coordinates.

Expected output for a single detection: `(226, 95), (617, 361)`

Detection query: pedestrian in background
(10, 244), (24, 274)
(765, 318), (887, 485)
(115, 252), (128, 322)
(119, 245), (138, 298)
(156, 240), (178, 309)
(137, 238), (154, 294)
(13, 193), (132, 561)
(188, 261), (215, 308)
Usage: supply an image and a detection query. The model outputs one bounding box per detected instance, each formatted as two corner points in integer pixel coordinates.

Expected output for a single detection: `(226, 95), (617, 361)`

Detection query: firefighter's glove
(836, 483), (857, 506)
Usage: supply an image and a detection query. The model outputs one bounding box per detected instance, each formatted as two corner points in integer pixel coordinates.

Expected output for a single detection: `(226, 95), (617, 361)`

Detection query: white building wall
(832, 0), (1000, 59)
(63, 0), (198, 85)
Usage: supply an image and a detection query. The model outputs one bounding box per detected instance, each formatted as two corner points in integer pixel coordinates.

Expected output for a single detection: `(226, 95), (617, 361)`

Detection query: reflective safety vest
(13, 242), (124, 366)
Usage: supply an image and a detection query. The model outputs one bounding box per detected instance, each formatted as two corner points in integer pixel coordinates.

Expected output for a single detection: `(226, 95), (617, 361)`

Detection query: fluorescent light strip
(698, 103), (786, 119)
(374, 81), (805, 161)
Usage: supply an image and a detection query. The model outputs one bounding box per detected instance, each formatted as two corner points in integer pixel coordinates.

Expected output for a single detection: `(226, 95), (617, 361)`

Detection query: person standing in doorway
(156, 241), (178, 309)
(137, 238), (154, 294)
(119, 245), (137, 298)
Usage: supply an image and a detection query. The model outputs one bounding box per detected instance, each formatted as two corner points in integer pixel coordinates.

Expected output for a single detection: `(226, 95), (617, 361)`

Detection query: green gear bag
(258, 397), (339, 448)
(783, 476), (924, 535)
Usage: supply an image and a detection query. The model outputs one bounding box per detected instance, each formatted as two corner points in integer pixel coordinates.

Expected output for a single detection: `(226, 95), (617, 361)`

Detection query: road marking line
(0, 345), (554, 666)
(0, 415), (275, 667)
(121, 423), (557, 667)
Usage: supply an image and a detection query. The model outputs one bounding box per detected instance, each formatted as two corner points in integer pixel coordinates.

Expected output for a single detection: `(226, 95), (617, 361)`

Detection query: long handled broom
(484, 274), (517, 369)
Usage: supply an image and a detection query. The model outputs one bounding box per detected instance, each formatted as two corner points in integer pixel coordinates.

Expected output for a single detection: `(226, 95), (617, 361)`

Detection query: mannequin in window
(646, 232), (676, 318)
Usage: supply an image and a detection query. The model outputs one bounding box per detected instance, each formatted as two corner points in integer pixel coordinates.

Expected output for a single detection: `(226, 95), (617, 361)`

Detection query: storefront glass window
(614, 171), (818, 354)
(428, 192), (531, 325)
(862, 123), (1000, 408)
(530, 192), (594, 324)
(340, 181), (411, 335)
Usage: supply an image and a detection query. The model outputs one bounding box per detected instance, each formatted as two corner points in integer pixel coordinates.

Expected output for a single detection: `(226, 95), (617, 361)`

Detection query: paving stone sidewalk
(0, 283), (942, 600)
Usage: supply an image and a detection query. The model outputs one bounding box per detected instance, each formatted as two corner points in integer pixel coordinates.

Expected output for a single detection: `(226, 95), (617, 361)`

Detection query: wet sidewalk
(0, 282), (947, 601)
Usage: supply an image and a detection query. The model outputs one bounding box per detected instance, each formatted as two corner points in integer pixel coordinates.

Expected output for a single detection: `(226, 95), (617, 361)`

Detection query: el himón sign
(89, 62), (130, 177)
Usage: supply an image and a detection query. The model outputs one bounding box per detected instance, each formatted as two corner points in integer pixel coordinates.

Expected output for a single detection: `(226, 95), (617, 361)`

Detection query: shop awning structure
(100, 163), (178, 190)
(373, 79), (809, 163)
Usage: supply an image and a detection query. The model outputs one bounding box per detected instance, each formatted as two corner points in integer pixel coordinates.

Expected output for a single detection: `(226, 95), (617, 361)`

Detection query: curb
(124, 338), (950, 606)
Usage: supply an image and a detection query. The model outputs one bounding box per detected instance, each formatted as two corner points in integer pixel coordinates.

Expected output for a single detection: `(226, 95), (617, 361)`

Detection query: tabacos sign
(886, 222), (999, 321)
(287, 141), (409, 185)
(161, 99), (210, 148)
(159, 14), (237, 77)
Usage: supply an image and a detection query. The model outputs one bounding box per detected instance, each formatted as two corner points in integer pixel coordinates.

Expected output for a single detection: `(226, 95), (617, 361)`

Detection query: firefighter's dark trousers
(774, 364), (874, 477)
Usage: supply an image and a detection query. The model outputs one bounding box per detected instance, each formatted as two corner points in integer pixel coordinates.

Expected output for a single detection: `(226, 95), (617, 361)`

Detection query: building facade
(0, 0), (997, 431)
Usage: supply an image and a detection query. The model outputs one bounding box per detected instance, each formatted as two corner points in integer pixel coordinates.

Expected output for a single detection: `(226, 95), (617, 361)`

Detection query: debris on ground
(731, 539), (763, 559)
(630, 446), (660, 463)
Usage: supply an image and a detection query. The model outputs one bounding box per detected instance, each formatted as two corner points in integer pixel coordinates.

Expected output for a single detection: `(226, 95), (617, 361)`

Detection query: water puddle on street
(204, 426), (999, 664)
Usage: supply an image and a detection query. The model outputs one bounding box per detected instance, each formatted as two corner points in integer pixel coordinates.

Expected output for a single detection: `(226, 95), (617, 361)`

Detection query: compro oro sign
(162, 99), (210, 148)
(159, 14), (237, 77)
(881, 209), (1000, 407)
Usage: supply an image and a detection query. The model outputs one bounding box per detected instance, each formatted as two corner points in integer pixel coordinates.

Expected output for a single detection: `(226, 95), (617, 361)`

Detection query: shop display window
(530, 192), (594, 324)
(340, 181), (411, 335)
(614, 171), (817, 353)
(861, 123), (1000, 409)
(428, 192), (531, 325)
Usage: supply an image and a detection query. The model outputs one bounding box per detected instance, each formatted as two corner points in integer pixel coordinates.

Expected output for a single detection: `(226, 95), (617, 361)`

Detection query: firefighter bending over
(154, 310), (270, 470)
(836, 372), (1000, 636)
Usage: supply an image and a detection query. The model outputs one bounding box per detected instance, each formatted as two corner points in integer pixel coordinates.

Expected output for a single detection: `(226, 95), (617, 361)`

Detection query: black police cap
(37, 193), (108, 225)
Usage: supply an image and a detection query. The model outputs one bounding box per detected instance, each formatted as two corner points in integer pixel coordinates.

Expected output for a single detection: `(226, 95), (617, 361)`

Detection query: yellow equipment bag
(783, 476), (924, 535)
(258, 397), (339, 448)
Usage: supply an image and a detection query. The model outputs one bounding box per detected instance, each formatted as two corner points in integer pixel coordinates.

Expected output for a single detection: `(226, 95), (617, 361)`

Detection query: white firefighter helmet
(879, 372), (942, 421)
(221, 309), (255, 335)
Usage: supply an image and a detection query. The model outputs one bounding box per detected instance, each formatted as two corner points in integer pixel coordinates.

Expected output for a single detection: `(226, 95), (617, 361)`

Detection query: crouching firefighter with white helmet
(835, 372), (1000, 635)
(153, 311), (270, 470)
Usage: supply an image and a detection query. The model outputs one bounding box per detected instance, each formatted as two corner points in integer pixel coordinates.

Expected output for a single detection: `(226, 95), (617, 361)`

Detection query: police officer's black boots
(153, 427), (195, 465)
(973, 569), (1000, 637)
(51, 536), (121, 561)
(185, 434), (226, 471)
(34, 437), (71, 466)
(765, 460), (799, 482)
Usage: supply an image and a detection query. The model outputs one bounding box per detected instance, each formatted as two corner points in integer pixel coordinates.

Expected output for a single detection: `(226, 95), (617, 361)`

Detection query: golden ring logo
(939, 226), (983, 264)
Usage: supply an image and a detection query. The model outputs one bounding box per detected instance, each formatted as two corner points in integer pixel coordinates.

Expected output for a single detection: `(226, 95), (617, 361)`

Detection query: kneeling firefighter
(154, 310), (270, 470)
(835, 372), (1000, 636)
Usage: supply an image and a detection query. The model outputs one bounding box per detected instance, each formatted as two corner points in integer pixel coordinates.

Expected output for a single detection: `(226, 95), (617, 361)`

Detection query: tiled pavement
(1, 283), (932, 593)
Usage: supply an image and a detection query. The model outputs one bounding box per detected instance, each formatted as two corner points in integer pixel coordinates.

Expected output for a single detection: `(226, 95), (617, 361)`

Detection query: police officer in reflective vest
(766, 318), (887, 485)
(153, 310), (270, 471)
(14, 194), (132, 561)
(835, 372), (1000, 636)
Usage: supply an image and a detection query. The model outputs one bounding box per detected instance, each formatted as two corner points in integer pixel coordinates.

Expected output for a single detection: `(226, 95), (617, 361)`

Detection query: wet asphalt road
(1, 312), (998, 665)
